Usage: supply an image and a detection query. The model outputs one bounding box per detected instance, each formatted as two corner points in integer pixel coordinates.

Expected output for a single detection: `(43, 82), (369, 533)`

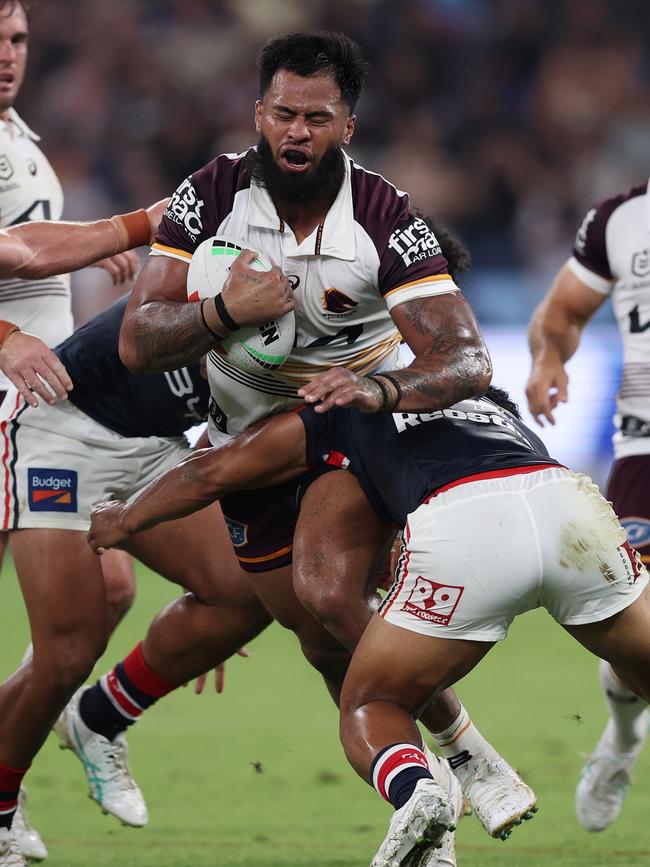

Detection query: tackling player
(87, 385), (650, 867)
(0, 292), (279, 867)
(108, 30), (534, 836)
(527, 181), (650, 832)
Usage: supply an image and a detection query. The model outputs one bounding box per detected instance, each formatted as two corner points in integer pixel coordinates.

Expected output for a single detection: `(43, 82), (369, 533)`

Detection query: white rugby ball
(186, 237), (295, 373)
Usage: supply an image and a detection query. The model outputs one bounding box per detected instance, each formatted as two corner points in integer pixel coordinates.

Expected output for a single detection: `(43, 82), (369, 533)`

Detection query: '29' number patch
(400, 576), (464, 625)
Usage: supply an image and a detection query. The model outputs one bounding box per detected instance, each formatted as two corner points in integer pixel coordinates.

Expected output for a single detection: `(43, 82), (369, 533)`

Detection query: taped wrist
(0, 319), (20, 348)
(109, 209), (152, 251)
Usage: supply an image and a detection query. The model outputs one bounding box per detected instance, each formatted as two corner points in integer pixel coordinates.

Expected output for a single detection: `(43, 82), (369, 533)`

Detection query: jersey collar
(247, 151), (356, 260)
(4, 108), (40, 142)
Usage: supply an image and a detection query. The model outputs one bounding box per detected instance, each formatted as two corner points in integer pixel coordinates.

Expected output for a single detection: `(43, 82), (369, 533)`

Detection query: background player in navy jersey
(87, 383), (650, 867)
(0, 197), (167, 862)
(0, 295), (275, 867)
(527, 181), (650, 833)
(108, 29), (538, 838)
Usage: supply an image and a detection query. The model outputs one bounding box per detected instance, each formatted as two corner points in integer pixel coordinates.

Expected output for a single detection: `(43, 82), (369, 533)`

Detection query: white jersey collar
(246, 150), (356, 261)
(3, 108), (40, 141)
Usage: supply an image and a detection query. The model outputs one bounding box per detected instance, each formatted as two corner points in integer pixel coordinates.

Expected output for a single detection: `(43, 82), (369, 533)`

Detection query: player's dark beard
(247, 136), (345, 208)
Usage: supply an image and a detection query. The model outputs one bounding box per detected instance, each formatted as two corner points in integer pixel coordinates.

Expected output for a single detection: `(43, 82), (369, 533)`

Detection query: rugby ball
(186, 237), (295, 373)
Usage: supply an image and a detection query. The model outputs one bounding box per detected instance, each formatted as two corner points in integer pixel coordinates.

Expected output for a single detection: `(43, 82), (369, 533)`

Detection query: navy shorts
(607, 455), (650, 565)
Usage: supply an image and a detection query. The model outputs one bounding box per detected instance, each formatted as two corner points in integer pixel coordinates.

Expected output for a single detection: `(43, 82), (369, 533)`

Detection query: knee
(102, 552), (137, 621)
(294, 578), (375, 649)
(299, 639), (351, 686)
(32, 624), (109, 694)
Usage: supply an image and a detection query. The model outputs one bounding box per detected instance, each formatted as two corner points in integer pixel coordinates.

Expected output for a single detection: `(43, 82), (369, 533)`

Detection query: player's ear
(342, 115), (355, 146)
(254, 100), (263, 134)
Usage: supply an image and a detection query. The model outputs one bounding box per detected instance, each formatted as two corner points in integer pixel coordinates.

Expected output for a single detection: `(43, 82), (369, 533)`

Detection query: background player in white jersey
(0, 0), (145, 648)
(0, 197), (166, 862)
(526, 181), (650, 833)
(0, 0), (138, 369)
(87, 385), (650, 867)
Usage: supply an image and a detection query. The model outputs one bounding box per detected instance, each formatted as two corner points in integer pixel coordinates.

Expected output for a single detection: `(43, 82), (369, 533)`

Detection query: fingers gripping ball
(186, 237), (295, 373)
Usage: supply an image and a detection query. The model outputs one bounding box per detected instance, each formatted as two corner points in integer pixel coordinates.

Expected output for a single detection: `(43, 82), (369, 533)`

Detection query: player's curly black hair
(484, 386), (521, 418)
(257, 32), (368, 112)
(418, 212), (471, 283)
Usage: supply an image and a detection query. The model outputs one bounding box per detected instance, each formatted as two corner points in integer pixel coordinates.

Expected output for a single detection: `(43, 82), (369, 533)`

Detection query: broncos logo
(322, 288), (357, 315)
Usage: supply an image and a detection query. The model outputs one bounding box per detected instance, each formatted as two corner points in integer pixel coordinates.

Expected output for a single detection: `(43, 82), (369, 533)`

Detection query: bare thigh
(565, 588), (650, 701)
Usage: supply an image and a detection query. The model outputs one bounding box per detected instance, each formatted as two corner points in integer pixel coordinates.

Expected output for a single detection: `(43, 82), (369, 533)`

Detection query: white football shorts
(0, 389), (190, 531)
(380, 466), (648, 641)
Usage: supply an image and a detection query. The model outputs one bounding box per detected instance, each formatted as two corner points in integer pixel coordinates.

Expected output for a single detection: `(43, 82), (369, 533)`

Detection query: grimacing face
(255, 69), (355, 178)
(0, 2), (27, 117)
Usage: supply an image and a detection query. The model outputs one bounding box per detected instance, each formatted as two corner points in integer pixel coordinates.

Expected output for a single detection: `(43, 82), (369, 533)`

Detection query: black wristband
(367, 375), (391, 412)
(200, 299), (225, 341)
(375, 373), (403, 409)
(214, 292), (240, 332)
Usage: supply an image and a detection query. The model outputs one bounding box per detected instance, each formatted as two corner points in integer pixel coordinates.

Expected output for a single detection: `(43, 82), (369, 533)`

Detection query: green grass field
(1, 560), (649, 867)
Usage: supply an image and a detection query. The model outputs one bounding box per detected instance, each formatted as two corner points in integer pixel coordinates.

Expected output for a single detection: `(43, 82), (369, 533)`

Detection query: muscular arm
(0, 203), (164, 280)
(119, 255), (217, 373)
(526, 262), (607, 425)
(88, 412), (308, 551)
(386, 291), (492, 410)
(120, 250), (294, 374)
(299, 291), (492, 413)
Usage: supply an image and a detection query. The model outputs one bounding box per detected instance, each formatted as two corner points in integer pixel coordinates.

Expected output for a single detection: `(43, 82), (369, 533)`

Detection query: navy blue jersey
(300, 397), (559, 526)
(55, 296), (209, 438)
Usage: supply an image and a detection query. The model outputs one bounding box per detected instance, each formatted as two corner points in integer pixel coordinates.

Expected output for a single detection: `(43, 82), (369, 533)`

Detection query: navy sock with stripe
(79, 642), (175, 741)
(0, 761), (28, 830)
(371, 743), (433, 810)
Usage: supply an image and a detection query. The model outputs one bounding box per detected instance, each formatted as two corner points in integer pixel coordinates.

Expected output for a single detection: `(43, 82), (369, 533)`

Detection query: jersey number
(629, 306), (650, 334)
(163, 368), (203, 423)
(304, 324), (363, 349)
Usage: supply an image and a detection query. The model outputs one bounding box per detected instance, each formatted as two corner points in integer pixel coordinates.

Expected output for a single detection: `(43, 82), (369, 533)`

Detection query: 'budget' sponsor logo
(401, 576), (464, 625)
(28, 468), (78, 512)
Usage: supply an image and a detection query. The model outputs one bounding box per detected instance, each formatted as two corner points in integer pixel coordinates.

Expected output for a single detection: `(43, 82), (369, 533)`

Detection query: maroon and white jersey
(568, 180), (650, 458)
(151, 149), (459, 439)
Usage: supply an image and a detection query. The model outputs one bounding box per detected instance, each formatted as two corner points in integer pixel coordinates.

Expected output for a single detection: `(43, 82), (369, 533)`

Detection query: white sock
(430, 704), (500, 770)
(599, 660), (648, 754)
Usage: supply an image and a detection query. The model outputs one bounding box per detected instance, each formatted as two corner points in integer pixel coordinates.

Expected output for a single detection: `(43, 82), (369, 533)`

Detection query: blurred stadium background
(2, 2), (650, 865)
(20, 0), (650, 482)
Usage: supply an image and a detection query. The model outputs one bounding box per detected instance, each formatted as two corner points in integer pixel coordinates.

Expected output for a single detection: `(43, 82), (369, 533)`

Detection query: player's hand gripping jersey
(151, 150), (459, 441)
(569, 180), (650, 458)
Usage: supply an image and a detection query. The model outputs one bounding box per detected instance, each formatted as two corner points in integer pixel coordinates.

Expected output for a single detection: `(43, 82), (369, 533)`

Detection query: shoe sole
(493, 803), (539, 840)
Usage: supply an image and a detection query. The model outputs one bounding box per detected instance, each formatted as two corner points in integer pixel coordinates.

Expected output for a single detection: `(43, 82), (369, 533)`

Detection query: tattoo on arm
(132, 301), (217, 372)
(389, 294), (492, 411)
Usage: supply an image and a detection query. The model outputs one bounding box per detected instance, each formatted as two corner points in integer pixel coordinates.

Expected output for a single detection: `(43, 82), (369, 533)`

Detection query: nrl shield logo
(0, 154), (14, 181)
(224, 516), (248, 547)
(632, 250), (650, 278)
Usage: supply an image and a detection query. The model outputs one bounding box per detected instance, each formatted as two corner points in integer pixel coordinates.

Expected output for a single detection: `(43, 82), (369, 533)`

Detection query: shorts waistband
(423, 463), (563, 504)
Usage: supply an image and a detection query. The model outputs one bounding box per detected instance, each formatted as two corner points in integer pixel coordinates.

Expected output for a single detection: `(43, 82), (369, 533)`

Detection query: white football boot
(370, 778), (456, 867)
(0, 829), (27, 867)
(402, 749), (464, 867)
(12, 788), (47, 861)
(576, 717), (647, 832)
(450, 756), (537, 839)
(53, 688), (148, 828)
